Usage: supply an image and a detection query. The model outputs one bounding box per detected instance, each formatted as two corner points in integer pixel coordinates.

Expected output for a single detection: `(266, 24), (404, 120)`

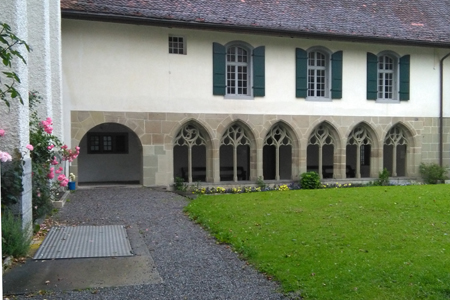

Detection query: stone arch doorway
(263, 123), (293, 180)
(383, 124), (412, 177)
(220, 122), (255, 182)
(78, 123), (142, 184)
(307, 122), (338, 179)
(173, 122), (211, 183)
(346, 124), (375, 178)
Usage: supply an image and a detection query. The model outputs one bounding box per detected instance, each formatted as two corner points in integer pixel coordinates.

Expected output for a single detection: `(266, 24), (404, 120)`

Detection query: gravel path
(11, 187), (287, 300)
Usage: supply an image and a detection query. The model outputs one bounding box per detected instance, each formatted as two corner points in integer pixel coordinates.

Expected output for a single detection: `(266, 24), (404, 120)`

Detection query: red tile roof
(61, 0), (450, 47)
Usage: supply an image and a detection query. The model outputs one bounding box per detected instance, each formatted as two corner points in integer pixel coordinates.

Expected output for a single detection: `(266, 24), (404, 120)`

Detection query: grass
(185, 185), (450, 299)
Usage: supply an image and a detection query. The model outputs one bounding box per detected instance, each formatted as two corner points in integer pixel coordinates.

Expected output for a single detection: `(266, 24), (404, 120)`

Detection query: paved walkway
(3, 187), (286, 300)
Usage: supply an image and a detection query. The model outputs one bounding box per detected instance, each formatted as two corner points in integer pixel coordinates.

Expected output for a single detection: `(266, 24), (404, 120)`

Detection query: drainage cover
(34, 225), (133, 259)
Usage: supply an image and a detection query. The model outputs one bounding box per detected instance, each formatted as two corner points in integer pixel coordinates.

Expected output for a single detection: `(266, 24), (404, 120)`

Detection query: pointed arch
(383, 122), (415, 177)
(173, 121), (212, 183)
(307, 121), (340, 179)
(219, 120), (256, 182)
(263, 122), (295, 180)
(346, 122), (378, 178)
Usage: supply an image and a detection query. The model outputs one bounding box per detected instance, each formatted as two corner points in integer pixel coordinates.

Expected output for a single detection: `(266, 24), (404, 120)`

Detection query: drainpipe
(439, 53), (450, 167)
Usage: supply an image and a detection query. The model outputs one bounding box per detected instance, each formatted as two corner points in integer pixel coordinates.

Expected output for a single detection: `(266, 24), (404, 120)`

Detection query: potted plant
(68, 173), (76, 190)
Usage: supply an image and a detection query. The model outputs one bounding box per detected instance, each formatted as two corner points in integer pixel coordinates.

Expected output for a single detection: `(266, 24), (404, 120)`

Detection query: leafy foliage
(2, 210), (31, 257)
(256, 176), (267, 189)
(300, 171), (321, 189)
(28, 92), (63, 219)
(173, 176), (188, 191)
(374, 168), (390, 186)
(0, 152), (24, 208)
(419, 162), (448, 184)
(0, 22), (30, 108)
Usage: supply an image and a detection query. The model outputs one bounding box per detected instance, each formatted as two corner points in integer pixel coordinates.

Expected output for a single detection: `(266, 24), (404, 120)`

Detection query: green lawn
(185, 185), (450, 299)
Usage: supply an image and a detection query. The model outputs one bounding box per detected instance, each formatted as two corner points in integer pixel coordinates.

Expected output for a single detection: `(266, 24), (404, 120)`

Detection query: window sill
(306, 97), (332, 102)
(224, 95), (254, 100)
(375, 99), (400, 104)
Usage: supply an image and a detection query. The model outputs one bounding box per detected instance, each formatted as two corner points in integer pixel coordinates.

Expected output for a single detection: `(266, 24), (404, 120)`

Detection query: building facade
(60, 1), (450, 187)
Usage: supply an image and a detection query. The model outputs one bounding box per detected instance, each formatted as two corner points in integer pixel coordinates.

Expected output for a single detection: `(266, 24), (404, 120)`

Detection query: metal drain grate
(34, 225), (133, 259)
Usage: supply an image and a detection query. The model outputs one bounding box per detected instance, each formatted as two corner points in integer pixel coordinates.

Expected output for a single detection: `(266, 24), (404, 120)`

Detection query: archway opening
(78, 123), (142, 184)
(346, 126), (373, 178)
(220, 124), (251, 181)
(173, 124), (207, 183)
(263, 124), (292, 180)
(307, 124), (335, 179)
(383, 125), (408, 177)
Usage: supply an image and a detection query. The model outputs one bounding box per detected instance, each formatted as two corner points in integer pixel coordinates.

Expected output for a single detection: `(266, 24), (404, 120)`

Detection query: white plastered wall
(62, 19), (446, 119)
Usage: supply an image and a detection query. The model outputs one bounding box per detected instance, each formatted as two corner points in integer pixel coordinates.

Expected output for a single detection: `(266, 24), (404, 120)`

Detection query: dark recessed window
(169, 36), (185, 54)
(87, 133), (128, 154)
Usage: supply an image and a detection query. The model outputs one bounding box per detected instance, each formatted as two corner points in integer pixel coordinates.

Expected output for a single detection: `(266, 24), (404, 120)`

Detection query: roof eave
(61, 10), (450, 49)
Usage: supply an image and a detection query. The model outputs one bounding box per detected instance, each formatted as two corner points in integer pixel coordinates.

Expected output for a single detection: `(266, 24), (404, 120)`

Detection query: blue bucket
(68, 181), (76, 190)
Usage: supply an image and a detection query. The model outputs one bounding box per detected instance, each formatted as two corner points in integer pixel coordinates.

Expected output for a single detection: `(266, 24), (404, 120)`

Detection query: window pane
(103, 136), (112, 151)
(169, 36), (184, 54)
(90, 136), (100, 151)
(226, 45), (249, 96)
(227, 47), (236, 62)
(115, 135), (127, 153)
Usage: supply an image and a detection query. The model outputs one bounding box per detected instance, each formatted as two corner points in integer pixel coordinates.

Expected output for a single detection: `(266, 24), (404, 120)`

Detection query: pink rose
(44, 126), (53, 134)
(0, 129), (5, 137)
(0, 151), (12, 162)
(50, 156), (59, 165)
(26, 144), (34, 151)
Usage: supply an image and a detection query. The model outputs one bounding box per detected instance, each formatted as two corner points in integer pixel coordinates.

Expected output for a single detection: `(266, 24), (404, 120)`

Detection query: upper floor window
(212, 42), (265, 98)
(367, 51), (410, 102)
(296, 47), (342, 100)
(169, 36), (185, 54)
(226, 45), (250, 96)
(378, 54), (397, 99)
(308, 50), (328, 98)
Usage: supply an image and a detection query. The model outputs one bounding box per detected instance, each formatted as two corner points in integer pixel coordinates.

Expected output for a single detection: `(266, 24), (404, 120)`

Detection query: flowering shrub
(277, 184), (290, 191)
(0, 150), (12, 162)
(28, 92), (80, 219)
(1, 129), (22, 209)
(0, 128), (12, 163)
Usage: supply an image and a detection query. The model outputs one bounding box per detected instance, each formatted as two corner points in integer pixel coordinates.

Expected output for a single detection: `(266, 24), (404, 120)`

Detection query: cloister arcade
(173, 120), (415, 183)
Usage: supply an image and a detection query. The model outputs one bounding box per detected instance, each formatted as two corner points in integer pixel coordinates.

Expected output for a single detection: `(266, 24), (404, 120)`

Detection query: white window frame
(306, 47), (331, 101)
(168, 35), (186, 55)
(377, 51), (400, 103)
(225, 41), (253, 99)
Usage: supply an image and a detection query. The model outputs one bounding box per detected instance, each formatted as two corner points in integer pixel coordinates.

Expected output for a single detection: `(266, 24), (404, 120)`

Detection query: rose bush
(28, 92), (80, 218)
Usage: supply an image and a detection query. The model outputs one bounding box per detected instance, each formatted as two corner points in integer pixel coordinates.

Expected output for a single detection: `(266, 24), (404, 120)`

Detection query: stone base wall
(71, 110), (447, 187)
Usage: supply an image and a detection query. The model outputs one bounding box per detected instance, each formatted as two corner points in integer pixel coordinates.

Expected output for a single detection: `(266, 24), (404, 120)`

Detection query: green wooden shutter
(366, 52), (378, 100)
(331, 51), (343, 99)
(253, 46), (265, 97)
(296, 48), (307, 98)
(212, 42), (226, 95)
(399, 55), (410, 101)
